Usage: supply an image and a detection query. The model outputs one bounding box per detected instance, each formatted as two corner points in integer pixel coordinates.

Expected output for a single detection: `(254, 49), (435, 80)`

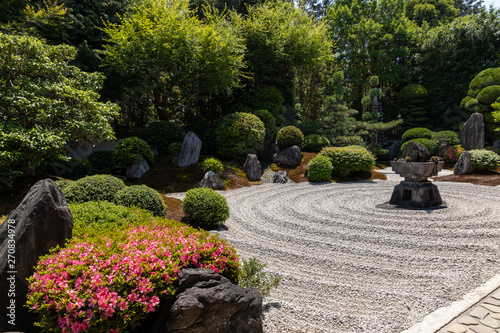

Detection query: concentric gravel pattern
(213, 181), (500, 333)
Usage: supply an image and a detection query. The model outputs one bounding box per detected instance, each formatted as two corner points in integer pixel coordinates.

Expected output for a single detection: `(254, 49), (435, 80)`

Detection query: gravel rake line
(212, 181), (500, 332)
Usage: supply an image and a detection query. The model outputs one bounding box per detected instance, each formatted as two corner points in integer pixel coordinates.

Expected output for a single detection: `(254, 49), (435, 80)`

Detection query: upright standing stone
(454, 151), (475, 175)
(0, 179), (74, 332)
(178, 131), (202, 167)
(243, 154), (262, 181)
(460, 113), (485, 150)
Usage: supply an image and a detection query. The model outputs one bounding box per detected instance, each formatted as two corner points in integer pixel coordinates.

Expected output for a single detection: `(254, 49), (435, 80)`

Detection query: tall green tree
(0, 32), (119, 179)
(102, 0), (246, 127)
(405, 0), (459, 26)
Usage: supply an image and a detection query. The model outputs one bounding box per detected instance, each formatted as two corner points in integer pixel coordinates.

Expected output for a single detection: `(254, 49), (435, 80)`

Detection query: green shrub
(113, 137), (154, 173)
(307, 155), (333, 182)
(114, 185), (167, 217)
(432, 131), (460, 146)
(50, 158), (92, 179)
(216, 112), (265, 159)
(62, 174), (126, 203)
(276, 126), (304, 150)
(297, 121), (322, 136)
(401, 138), (439, 156)
(485, 146), (500, 155)
(401, 127), (433, 142)
(443, 145), (464, 163)
(55, 180), (73, 191)
(139, 121), (185, 154)
(168, 142), (183, 163)
(88, 150), (114, 173)
(470, 149), (500, 170)
(238, 257), (281, 297)
(476, 85), (500, 105)
(331, 135), (363, 147)
(183, 188), (230, 227)
(69, 201), (154, 238)
(319, 145), (375, 175)
(202, 157), (224, 175)
(303, 134), (330, 152)
(370, 145), (389, 160)
(251, 109), (276, 140)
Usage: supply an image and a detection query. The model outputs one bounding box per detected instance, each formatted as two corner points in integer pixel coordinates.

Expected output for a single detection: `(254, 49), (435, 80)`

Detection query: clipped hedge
(26, 219), (239, 332)
(471, 149), (500, 170)
(319, 145), (375, 175)
(251, 109), (276, 140)
(401, 139), (439, 156)
(113, 137), (154, 173)
(303, 134), (330, 153)
(432, 131), (460, 146)
(114, 185), (167, 217)
(139, 121), (185, 154)
(307, 155), (332, 182)
(276, 126), (304, 150)
(183, 188), (230, 227)
(201, 157), (224, 175)
(401, 127), (433, 142)
(62, 174), (126, 203)
(216, 112), (265, 159)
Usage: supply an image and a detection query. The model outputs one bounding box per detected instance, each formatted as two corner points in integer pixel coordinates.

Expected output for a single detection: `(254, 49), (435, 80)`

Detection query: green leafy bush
(251, 109), (277, 140)
(485, 146), (500, 155)
(307, 155), (333, 182)
(114, 185), (167, 217)
(113, 137), (154, 173)
(331, 135), (363, 147)
(88, 150), (115, 173)
(216, 112), (265, 159)
(319, 146), (375, 175)
(432, 131), (460, 146)
(202, 157), (224, 175)
(303, 134), (330, 152)
(50, 158), (92, 179)
(370, 145), (389, 160)
(183, 188), (230, 227)
(401, 127), (433, 142)
(238, 257), (281, 297)
(443, 145), (464, 163)
(139, 121), (185, 154)
(470, 149), (500, 170)
(62, 174), (126, 203)
(168, 142), (183, 163)
(276, 126), (304, 150)
(69, 201), (154, 238)
(401, 139), (439, 155)
(27, 219), (239, 332)
(55, 180), (73, 192)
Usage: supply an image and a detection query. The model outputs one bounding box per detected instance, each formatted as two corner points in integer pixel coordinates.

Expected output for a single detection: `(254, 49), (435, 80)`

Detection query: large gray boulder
(166, 268), (263, 333)
(273, 145), (302, 166)
(403, 141), (429, 162)
(178, 131), (202, 167)
(126, 158), (150, 179)
(243, 154), (262, 181)
(0, 179), (73, 332)
(460, 113), (485, 150)
(196, 171), (225, 190)
(454, 150), (475, 175)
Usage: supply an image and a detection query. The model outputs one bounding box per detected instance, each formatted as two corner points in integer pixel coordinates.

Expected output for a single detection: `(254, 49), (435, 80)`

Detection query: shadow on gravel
(262, 302), (282, 315)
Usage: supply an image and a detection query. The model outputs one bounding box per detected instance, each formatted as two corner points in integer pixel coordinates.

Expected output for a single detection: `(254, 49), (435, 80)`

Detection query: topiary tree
(276, 126), (305, 150)
(113, 137), (154, 173)
(397, 84), (429, 129)
(307, 155), (333, 182)
(183, 188), (230, 227)
(216, 112), (265, 160)
(303, 134), (330, 152)
(461, 68), (500, 137)
(61, 174), (126, 203)
(114, 185), (167, 217)
(139, 121), (185, 155)
(0, 32), (119, 180)
(402, 127), (434, 142)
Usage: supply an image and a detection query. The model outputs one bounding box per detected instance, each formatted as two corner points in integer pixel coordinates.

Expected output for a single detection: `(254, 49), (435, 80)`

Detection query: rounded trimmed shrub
(470, 149), (500, 170)
(61, 174), (126, 203)
(88, 150), (114, 173)
(251, 109), (276, 139)
(401, 138), (439, 156)
(183, 188), (230, 227)
(114, 185), (167, 217)
(307, 155), (333, 182)
(216, 112), (265, 159)
(113, 137), (154, 173)
(55, 180), (73, 191)
(202, 157), (224, 175)
(139, 121), (185, 154)
(401, 127), (433, 142)
(276, 126), (304, 150)
(443, 145), (464, 163)
(303, 134), (330, 153)
(432, 131), (460, 146)
(319, 145), (375, 175)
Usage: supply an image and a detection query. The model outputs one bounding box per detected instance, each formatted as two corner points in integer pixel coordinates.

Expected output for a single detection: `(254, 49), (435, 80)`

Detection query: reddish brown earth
(432, 170), (500, 186)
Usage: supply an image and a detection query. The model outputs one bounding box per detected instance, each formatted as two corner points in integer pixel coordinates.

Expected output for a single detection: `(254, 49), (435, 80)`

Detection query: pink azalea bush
(485, 146), (500, 155)
(443, 145), (464, 163)
(26, 220), (239, 333)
